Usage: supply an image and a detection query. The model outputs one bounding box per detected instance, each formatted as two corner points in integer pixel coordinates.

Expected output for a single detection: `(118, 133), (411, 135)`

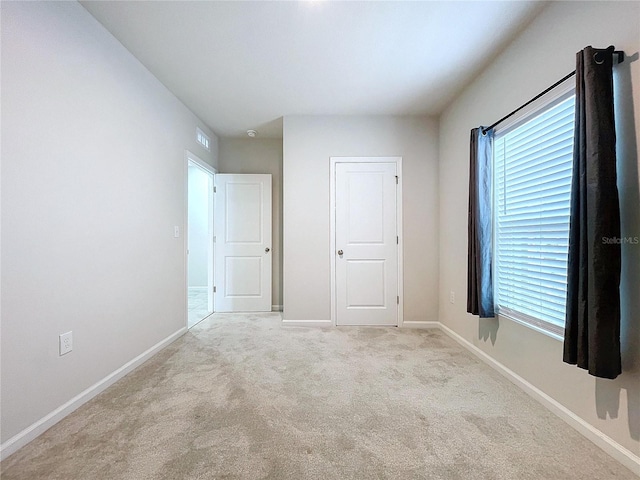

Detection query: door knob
(337, 250), (343, 256)
(265, 247), (270, 253)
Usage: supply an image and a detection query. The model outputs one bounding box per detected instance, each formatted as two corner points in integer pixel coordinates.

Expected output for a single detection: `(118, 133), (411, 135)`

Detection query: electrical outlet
(449, 291), (455, 304)
(59, 331), (73, 356)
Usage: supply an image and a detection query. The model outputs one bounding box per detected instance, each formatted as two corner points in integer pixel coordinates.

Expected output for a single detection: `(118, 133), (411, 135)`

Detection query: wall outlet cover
(59, 331), (73, 356)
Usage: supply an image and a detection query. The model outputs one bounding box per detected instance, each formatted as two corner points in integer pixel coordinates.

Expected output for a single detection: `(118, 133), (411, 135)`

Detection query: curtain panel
(467, 127), (495, 318)
(563, 46), (622, 379)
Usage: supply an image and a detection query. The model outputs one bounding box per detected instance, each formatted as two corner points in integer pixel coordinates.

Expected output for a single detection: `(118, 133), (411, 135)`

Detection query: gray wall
(1, 1), (217, 444)
(218, 138), (283, 309)
(438, 0), (639, 455)
(282, 116), (439, 323)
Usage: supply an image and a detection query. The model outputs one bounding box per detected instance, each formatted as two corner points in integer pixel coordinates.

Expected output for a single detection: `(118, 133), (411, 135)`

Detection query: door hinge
(395, 175), (398, 184)
(397, 295), (400, 304)
(213, 186), (217, 193)
(396, 236), (399, 244)
(213, 235), (216, 243)
(213, 286), (217, 293)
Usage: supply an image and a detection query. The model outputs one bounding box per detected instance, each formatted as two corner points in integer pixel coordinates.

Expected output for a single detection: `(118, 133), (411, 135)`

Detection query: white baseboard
(281, 319), (333, 327)
(438, 322), (640, 476)
(401, 321), (440, 329)
(271, 304), (283, 312)
(0, 327), (188, 461)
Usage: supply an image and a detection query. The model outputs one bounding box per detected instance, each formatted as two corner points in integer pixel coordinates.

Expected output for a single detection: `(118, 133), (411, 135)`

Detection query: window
(493, 93), (575, 338)
(196, 127), (210, 151)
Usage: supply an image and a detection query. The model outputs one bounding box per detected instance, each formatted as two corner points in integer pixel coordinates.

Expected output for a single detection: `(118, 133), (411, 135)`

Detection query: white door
(335, 162), (398, 326)
(214, 174), (272, 312)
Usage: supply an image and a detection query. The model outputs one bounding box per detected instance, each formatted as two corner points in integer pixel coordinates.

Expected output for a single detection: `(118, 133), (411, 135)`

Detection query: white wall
(282, 116), (439, 323)
(218, 138), (283, 309)
(0, 1), (217, 446)
(438, 0), (639, 457)
(187, 165), (211, 288)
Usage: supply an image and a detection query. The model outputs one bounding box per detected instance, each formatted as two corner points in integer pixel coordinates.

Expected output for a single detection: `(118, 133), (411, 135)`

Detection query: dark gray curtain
(467, 127), (494, 318)
(563, 46), (621, 379)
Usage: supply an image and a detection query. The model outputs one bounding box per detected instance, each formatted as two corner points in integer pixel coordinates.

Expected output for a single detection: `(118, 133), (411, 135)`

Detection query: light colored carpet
(1, 313), (636, 479)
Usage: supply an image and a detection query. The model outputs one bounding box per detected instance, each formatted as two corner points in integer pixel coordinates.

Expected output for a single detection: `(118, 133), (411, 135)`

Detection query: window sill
(497, 310), (564, 342)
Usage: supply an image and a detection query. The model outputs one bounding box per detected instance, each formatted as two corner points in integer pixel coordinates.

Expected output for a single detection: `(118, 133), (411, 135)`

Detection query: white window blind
(494, 95), (575, 335)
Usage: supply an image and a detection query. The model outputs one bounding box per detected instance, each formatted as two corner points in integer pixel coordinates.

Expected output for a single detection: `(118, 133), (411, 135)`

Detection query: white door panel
(347, 173), (385, 244)
(215, 174), (272, 312)
(225, 256), (262, 296)
(336, 162), (398, 326)
(225, 183), (263, 243)
(347, 259), (386, 307)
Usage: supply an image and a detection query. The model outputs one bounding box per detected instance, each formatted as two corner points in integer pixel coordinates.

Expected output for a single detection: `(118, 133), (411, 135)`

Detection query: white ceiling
(81, 1), (545, 138)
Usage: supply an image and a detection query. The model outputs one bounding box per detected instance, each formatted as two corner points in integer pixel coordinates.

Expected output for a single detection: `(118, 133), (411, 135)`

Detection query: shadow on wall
(595, 52), (640, 442)
(479, 317), (499, 346)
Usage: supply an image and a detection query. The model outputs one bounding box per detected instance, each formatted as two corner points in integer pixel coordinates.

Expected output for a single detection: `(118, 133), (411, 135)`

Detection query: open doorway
(187, 151), (215, 328)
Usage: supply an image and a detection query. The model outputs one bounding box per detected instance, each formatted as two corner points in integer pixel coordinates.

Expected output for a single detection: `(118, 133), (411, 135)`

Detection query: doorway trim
(329, 156), (404, 327)
(184, 150), (217, 328)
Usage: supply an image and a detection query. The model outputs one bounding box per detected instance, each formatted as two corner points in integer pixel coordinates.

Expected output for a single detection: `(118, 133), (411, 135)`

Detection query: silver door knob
(265, 247), (270, 253)
(337, 250), (343, 256)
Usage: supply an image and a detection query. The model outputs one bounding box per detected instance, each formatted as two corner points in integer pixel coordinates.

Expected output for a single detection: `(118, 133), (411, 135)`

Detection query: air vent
(196, 127), (210, 151)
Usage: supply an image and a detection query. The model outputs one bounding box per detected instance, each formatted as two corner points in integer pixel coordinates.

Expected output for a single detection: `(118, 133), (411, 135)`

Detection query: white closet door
(335, 162), (398, 326)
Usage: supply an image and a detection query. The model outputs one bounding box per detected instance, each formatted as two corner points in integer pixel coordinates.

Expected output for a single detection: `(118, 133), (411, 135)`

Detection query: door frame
(184, 150), (217, 328)
(329, 156), (404, 327)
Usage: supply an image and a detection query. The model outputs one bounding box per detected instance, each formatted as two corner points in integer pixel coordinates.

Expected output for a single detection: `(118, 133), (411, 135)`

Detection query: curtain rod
(481, 50), (625, 135)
